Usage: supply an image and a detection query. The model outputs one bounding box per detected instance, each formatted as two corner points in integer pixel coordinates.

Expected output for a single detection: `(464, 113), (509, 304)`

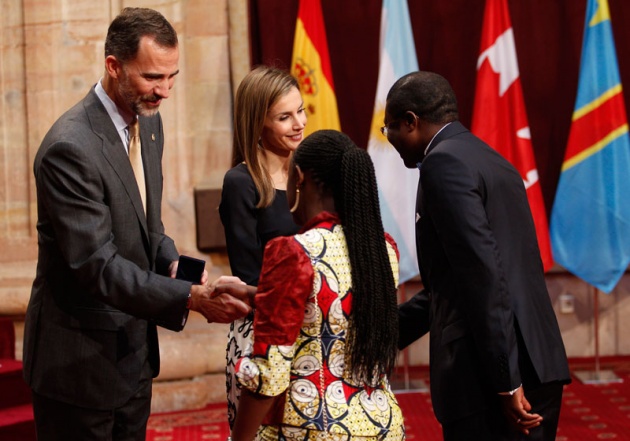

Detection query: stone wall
(1, 0), (629, 415)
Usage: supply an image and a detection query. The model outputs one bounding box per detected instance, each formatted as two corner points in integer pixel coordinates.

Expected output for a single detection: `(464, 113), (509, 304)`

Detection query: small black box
(176, 255), (206, 284)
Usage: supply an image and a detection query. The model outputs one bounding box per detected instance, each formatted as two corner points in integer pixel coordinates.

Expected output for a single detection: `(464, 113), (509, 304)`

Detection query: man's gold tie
(128, 117), (146, 213)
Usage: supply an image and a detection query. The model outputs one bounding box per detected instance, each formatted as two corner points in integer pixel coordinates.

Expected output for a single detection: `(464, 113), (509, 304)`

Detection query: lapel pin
(151, 134), (155, 141)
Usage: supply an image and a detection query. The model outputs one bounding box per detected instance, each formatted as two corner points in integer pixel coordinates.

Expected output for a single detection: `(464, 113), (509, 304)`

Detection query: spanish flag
(291, 0), (340, 135)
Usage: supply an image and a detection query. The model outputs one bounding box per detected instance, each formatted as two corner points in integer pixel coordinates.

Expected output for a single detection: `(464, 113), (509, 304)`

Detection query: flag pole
(573, 285), (622, 384)
(594, 287), (600, 376)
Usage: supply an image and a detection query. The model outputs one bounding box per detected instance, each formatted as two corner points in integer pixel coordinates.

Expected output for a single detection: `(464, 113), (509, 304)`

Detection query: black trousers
(31, 376), (152, 441)
(441, 381), (564, 441)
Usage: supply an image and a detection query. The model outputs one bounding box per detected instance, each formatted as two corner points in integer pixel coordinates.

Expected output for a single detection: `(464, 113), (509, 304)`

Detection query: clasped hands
(189, 276), (254, 323)
(169, 261), (253, 323)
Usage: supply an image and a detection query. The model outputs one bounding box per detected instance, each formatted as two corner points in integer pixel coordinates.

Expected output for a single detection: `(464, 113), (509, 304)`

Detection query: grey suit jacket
(23, 88), (192, 409)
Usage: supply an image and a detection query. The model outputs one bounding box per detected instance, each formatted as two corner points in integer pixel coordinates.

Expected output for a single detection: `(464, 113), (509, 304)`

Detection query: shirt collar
(424, 122), (452, 157)
(94, 79), (135, 147)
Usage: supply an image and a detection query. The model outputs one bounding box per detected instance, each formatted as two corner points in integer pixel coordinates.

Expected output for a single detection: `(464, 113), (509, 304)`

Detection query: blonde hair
(232, 66), (300, 208)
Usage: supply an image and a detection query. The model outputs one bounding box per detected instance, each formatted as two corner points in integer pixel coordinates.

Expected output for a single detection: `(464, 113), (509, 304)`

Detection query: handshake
(170, 258), (256, 323)
(189, 276), (256, 323)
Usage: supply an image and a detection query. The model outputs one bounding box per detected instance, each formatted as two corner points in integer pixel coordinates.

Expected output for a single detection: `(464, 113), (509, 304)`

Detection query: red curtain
(248, 0), (630, 213)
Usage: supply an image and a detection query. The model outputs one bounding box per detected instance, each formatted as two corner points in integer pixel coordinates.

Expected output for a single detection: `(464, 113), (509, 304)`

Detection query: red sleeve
(253, 236), (314, 346)
(385, 232), (400, 261)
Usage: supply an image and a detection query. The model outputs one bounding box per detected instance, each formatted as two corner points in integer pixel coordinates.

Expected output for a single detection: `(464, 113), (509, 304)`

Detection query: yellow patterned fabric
(256, 422), (405, 440)
(235, 212), (404, 439)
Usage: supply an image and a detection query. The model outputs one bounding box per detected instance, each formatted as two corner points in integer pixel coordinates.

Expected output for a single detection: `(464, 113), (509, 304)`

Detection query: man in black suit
(383, 71), (571, 441)
(22, 8), (250, 440)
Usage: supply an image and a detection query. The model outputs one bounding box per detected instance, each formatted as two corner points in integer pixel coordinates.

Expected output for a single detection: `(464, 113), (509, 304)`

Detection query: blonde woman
(219, 65), (306, 431)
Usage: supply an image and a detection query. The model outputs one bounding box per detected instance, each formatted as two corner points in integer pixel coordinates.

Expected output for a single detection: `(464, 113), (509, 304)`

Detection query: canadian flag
(472, 0), (553, 271)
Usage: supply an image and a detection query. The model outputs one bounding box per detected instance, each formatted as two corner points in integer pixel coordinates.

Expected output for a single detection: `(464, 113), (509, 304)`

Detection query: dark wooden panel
(194, 188), (226, 252)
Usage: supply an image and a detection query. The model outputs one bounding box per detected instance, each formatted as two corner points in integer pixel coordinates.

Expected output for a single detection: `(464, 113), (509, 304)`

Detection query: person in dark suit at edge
(22, 8), (250, 441)
(382, 71), (571, 441)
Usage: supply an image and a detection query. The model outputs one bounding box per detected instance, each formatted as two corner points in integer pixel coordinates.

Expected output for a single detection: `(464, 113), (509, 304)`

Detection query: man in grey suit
(383, 71), (571, 441)
(22, 8), (250, 440)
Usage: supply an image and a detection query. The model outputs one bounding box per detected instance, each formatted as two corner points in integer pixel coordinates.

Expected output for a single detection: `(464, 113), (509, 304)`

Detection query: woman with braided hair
(229, 129), (405, 440)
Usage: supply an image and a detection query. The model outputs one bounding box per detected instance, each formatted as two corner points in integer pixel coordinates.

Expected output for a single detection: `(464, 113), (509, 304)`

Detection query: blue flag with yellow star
(550, 0), (630, 292)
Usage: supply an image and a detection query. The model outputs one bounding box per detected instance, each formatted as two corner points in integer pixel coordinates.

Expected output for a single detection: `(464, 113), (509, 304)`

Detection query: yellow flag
(291, 0), (341, 136)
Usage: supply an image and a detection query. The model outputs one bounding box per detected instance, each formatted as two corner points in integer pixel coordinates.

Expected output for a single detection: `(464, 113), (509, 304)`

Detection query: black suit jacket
(398, 122), (570, 424)
(23, 88), (192, 410)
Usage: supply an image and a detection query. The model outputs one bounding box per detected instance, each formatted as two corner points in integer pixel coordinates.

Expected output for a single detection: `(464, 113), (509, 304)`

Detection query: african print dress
(235, 211), (405, 440)
(219, 163), (299, 429)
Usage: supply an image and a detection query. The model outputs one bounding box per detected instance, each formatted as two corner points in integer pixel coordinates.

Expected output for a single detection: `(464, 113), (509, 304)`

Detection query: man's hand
(211, 283), (257, 309)
(189, 276), (250, 323)
(197, 291), (251, 323)
(500, 386), (542, 435)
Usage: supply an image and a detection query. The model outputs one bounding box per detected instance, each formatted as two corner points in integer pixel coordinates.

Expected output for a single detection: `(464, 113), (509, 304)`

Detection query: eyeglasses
(380, 112), (420, 137)
(380, 120), (398, 137)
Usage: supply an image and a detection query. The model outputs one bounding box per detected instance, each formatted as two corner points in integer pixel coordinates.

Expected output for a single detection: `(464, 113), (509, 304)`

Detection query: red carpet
(0, 359), (36, 440)
(147, 406), (230, 440)
(147, 357), (630, 441)
(556, 357), (630, 441)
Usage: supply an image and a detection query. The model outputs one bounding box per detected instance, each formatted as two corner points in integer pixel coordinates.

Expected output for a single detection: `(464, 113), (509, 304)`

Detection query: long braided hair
(292, 130), (399, 384)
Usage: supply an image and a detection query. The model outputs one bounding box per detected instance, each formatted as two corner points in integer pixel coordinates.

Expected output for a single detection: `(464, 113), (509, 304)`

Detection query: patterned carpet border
(147, 357), (630, 441)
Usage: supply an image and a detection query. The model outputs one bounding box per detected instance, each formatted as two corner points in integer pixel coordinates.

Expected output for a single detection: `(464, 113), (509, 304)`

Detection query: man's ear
(105, 55), (122, 79)
(404, 111), (419, 129)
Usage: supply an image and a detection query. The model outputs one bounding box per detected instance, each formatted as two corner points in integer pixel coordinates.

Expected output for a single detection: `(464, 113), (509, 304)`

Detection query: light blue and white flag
(367, 0), (419, 283)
